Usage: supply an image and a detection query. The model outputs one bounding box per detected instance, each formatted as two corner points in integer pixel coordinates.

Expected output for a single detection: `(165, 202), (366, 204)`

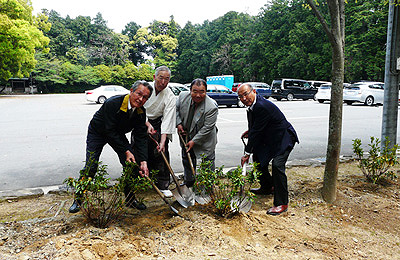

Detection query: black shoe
(250, 186), (274, 195)
(126, 199), (147, 210)
(69, 199), (81, 213)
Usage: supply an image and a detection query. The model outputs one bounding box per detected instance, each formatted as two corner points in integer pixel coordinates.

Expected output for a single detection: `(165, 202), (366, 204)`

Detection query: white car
(343, 82), (384, 106)
(315, 83), (332, 103)
(85, 85), (130, 104)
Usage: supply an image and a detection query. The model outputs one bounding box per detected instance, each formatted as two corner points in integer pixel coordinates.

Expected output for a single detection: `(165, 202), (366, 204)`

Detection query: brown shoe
(267, 205), (288, 215)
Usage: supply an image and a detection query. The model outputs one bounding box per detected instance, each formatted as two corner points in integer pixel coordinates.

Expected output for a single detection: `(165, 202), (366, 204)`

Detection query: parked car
(85, 85), (130, 104)
(308, 80), (330, 88)
(207, 84), (244, 107)
(242, 82), (271, 98)
(343, 81), (384, 106)
(231, 82), (242, 92)
(270, 79), (317, 101)
(315, 83), (332, 103)
(167, 82), (189, 96)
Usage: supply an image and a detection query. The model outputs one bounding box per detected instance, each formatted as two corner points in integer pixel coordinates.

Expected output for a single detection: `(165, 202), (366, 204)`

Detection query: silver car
(315, 83), (332, 103)
(343, 82), (384, 106)
(85, 85), (130, 104)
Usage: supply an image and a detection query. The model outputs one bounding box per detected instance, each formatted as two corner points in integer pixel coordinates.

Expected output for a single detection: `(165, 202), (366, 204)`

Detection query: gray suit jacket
(176, 91), (218, 158)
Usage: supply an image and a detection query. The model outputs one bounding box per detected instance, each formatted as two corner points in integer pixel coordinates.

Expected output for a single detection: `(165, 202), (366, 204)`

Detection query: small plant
(64, 160), (152, 228)
(352, 136), (398, 184)
(194, 158), (261, 218)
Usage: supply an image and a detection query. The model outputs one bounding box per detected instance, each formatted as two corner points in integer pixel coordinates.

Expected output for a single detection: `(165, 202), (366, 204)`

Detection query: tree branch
(306, 0), (334, 42)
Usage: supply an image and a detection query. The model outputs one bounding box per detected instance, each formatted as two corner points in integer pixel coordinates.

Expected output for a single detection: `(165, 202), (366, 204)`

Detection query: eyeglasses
(238, 90), (251, 99)
(133, 90), (149, 100)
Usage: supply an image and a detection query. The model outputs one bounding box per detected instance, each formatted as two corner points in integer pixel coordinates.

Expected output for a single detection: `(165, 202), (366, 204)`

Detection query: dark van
(270, 79), (317, 101)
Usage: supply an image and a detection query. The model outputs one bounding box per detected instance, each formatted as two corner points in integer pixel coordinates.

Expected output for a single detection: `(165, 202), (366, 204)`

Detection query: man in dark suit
(69, 80), (153, 213)
(176, 78), (218, 187)
(238, 83), (299, 215)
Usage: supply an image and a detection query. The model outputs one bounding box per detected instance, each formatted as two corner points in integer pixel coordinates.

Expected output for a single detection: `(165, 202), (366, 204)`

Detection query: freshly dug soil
(1, 161), (399, 259)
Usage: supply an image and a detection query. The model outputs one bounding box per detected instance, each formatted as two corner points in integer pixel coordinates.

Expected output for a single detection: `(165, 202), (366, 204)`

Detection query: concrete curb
(0, 156), (354, 201)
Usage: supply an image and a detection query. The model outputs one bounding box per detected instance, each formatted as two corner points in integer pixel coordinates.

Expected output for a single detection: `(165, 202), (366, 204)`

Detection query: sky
(31, 0), (269, 33)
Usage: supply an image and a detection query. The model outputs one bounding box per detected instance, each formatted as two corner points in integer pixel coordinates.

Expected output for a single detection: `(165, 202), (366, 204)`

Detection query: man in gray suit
(176, 78), (218, 187)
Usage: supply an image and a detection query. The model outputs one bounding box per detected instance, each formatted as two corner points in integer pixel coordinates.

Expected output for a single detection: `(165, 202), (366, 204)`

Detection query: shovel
(230, 162), (252, 213)
(230, 137), (253, 213)
(148, 134), (194, 208)
(178, 132), (211, 205)
(145, 175), (180, 215)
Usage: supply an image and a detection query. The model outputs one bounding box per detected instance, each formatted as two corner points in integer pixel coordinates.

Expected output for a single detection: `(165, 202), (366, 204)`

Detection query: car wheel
(227, 104), (232, 108)
(345, 101), (354, 105)
(98, 96), (106, 104)
(237, 100), (245, 108)
(318, 99), (324, 103)
(365, 96), (374, 106)
(275, 98), (282, 101)
(286, 93), (294, 101)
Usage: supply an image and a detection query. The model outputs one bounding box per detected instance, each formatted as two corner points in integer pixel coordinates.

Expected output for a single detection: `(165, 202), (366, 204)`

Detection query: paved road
(1, 94), (398, 190)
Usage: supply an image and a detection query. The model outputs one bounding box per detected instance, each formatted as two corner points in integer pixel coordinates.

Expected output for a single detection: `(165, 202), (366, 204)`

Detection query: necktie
(247, 108), (254, 128)
(128, 108), (134, 119)
(185, 102), (196, 132)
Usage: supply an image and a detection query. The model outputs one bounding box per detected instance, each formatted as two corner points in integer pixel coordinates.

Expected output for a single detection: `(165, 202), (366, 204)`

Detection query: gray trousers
(181, 148), (215, 187)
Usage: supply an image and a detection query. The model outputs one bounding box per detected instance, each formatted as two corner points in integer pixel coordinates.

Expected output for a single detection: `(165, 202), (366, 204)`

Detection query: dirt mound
(1, 161), (399, 259)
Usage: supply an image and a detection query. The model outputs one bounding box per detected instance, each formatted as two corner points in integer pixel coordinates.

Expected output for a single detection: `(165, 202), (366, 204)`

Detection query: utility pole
(382, 0), (400, 147)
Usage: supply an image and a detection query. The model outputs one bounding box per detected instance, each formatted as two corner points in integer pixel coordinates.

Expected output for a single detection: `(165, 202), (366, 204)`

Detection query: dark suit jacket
(89, 94), (148, 162)
(245, 95), (299, 167)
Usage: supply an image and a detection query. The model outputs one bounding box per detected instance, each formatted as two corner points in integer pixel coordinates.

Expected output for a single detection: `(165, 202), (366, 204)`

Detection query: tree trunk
(306, 0), (345, 203)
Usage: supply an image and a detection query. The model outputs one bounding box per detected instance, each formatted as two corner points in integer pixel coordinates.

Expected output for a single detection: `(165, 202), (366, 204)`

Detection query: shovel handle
(178, 132), (196, 176)
(148, 134), (184, 196)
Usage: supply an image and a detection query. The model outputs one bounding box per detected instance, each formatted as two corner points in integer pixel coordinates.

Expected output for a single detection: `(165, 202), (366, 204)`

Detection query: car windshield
(345, 84), (362, 90)
(271, 80), (282, 88)
(319, 85), (331, 89)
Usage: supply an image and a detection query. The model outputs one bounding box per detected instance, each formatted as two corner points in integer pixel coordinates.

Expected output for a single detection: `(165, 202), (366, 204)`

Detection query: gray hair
(131, 80), (153, 96)
(155, 66), (171, 77)
(238, 83), (253, 92)
(190, 78), (207, 91)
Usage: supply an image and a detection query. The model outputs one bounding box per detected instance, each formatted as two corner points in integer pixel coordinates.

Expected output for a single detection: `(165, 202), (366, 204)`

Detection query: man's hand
(186, 140), (195, 152)
(241, 130), (249, 139)
(241, 154), (250, 166)
(125, 150), (136, 163)
(157, 133), (168, 153)
(177, 124), (186, 134)
(146, 122), (156, 135)
(139, 161), (149, 177)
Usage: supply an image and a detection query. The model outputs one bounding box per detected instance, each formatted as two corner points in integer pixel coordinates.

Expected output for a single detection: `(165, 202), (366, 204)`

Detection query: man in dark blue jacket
(239, 83), (299, 215)
(69, 80), (153, 213)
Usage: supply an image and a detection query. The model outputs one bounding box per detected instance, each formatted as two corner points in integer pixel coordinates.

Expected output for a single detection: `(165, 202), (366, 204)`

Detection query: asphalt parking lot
(0, 94), (397, 191)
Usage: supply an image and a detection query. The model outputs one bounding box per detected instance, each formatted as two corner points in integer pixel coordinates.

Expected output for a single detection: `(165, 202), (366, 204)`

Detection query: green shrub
(194, 158), (261, 218)
(352, 136), (398, 184)
(64, 161), (152, 228)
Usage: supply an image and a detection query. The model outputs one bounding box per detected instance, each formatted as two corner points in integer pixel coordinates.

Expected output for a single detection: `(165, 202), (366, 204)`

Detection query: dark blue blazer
(245, 95), (299, 167)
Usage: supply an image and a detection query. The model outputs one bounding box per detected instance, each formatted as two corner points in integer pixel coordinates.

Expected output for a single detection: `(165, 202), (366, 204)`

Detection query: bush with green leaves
(64, 161), (152, 228)
(194, 158), (261, 218)
(352, 136), (398, 184)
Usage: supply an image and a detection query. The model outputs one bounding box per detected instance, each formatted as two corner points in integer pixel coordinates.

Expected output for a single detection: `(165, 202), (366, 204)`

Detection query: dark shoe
(267, 205), (288, 215)
(126, 199), (147, 210)
(69, 199), (81, 213)
(251, 186), (274, 195)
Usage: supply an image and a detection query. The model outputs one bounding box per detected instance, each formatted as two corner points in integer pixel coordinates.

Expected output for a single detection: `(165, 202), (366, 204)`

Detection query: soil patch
(1, 161), (399, 259)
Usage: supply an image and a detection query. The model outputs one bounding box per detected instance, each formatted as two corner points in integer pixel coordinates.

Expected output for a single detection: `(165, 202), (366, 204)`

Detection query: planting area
(1, 161), (399, 259)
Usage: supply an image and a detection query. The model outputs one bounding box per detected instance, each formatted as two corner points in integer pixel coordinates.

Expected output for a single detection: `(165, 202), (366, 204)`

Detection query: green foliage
(0, 0), (49, 81)
(194, 158), (261, 218)
(64, 160), (152, 228)
(352, 137), (398, 184)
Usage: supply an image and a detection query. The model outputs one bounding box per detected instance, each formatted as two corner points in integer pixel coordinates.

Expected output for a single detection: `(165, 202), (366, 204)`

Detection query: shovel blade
(171, 187), (194, 208)
(230, 195), (252, 213)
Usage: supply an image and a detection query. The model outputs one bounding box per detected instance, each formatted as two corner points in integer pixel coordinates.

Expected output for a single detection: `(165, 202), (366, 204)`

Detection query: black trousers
(146, 117), (171, 190)
(79, 127), (138, 199)
(253, 147), (293, 206)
